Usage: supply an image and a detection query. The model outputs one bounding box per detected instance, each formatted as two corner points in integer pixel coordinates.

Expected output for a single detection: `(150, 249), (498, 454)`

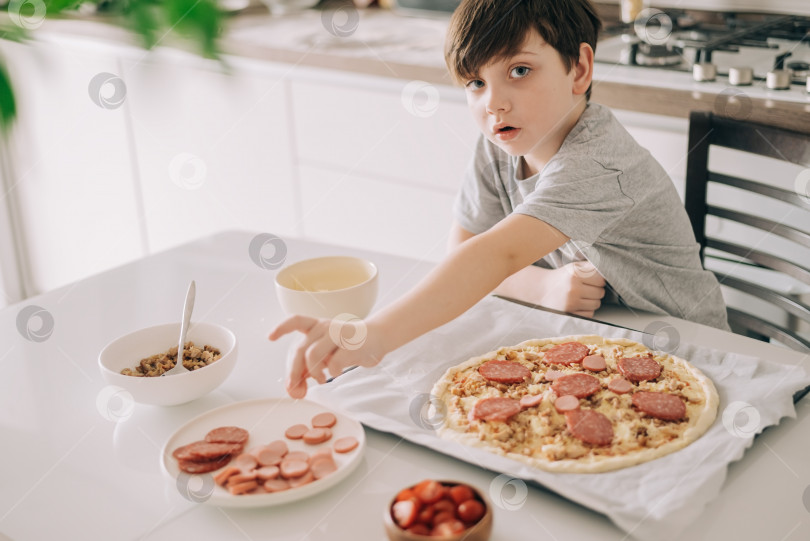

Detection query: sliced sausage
(227, 471), (258, 485)
(467, 397), (522, 422)
(608, 377), (633, 394)
(288, 470), (315, 488)
(311, 412), (337, 428)
(632, 391), (687, 421)
(177, 457), (230, 474)
(174, 441), (241, 462)
(311, 457), (338, 480)
(284, 424), (309, 440)
(205, 426), (249, 445)
(544, 369), (564, 381)
(618, 356), (662, 382)
(582, 354), (607, 372)
(255, 447), (283, 467)
(265, 440), (288, 457)
(543, 342), (590, 365)
(565, 409), (614, 446)
(234, 453), (258, 472)
(213, 466), (241, 486)
(279, 459), (309, 479)
(264, 478), (291, 493)
(227, 479), (258, 495)
(255, 466), (280, 481)
(554, 395), (580, 413)
(302, 427), (333, 445)
(519, 394), (544, 409)
(551, 373), (601, 398)
(333, 437), (359, 454)
(478, 360), (531, 384)
(285, 450), (310, 463)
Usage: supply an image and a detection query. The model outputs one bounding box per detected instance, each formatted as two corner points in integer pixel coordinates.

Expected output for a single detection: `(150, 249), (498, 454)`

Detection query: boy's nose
(485, 90), (510, 114)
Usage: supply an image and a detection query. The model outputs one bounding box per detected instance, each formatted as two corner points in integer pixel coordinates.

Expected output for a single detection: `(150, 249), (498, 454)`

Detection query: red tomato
(449, 484), (475, 506)
(392, 500), (419, 529)
(413, 480), (444, 504)
(406, 523), (431, 535)
(396, 488), (418, 502)
(432, 499), (455, 515)
(431, 520), (466, 536)
(457, 499), (485, 523)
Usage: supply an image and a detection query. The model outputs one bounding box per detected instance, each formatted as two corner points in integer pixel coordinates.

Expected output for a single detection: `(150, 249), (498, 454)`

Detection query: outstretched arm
(270, 214), (569, 398)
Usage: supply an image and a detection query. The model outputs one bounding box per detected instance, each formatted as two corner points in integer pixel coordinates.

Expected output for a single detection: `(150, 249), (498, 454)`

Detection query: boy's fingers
(286, 377), (307, 399)
(268, 315), (319, 341)
(286, 352), (309, 398)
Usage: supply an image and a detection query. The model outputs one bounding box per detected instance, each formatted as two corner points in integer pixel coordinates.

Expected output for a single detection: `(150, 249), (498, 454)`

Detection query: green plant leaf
(0, 59), (17, 133)
(164, 0), (222, 58)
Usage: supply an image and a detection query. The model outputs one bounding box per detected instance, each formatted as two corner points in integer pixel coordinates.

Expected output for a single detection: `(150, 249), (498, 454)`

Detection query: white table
(0, 230), (807, 541)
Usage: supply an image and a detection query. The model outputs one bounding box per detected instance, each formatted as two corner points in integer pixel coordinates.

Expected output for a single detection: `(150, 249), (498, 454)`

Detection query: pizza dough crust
(431, 335), (719, 474)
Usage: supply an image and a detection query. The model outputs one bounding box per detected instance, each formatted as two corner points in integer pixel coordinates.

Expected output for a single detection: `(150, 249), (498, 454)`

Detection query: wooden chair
(684, 111), (810, 354)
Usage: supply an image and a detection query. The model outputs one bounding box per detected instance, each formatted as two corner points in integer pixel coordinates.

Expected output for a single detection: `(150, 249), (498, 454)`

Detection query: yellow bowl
(383, 480), (493, 541)
(275, 256), (379, 319)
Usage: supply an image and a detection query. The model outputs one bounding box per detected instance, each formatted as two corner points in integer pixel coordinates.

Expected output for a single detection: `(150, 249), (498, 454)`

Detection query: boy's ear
(572, 43), (594, 96)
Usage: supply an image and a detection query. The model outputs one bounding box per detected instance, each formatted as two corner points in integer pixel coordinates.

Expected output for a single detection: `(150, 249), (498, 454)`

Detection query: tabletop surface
(0, 230), (808, 541)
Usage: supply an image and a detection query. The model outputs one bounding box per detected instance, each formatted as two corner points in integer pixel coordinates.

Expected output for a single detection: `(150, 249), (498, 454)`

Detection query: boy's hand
(495, 261), (606, 318)
(545, 261), (606, 318)
(268, 315), (387, 398)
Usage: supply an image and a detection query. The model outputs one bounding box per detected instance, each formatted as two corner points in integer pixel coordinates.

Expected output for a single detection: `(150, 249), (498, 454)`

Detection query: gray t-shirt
(454, 103), (729, 330)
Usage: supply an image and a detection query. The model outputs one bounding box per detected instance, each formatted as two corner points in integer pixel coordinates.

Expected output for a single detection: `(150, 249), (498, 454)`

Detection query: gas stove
(594, 9), (810, 100)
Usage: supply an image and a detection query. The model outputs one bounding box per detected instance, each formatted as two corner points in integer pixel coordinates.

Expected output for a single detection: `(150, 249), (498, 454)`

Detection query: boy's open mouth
(498, 126), (515, 132)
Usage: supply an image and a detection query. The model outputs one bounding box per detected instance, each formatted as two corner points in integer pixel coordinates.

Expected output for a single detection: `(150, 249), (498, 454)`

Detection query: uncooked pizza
(431, 335), (719, 473)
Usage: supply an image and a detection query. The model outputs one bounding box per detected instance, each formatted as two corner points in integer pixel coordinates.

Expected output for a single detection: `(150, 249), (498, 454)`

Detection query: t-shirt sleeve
(453, 136), (508, 234)
(514, 154), (634, 244)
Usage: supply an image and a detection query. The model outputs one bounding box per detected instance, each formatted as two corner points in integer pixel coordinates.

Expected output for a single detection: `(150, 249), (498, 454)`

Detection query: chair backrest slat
(715, 273), (810, 323)
(707, 205), (810, 248)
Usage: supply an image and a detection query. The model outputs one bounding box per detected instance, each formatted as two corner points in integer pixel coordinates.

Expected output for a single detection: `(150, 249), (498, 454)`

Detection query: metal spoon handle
(177, 280), (196, 369)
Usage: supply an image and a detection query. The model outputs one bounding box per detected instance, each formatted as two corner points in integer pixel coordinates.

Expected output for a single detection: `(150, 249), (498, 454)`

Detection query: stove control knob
(693, 63), (717, 82)
(728, 67), (753, 86)
(766, 70), (791, 90)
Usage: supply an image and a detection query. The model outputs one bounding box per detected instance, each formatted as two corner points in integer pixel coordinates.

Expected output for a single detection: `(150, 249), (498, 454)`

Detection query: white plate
(160, 398), (365, 507)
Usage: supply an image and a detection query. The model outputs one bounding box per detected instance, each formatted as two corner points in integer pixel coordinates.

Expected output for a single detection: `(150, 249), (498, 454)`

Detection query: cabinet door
(299, 164), (455, 263)
(121, 52), (298, 253)
(292, 77), (477, 192)
(0, 37), (145, 295)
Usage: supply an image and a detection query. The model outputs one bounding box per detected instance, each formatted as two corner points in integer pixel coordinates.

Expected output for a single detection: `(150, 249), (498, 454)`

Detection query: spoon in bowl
(163, 280), (196, 377)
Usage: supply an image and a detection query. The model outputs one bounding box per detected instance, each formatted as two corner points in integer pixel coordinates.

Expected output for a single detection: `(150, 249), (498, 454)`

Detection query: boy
(270, 0), (729, 399)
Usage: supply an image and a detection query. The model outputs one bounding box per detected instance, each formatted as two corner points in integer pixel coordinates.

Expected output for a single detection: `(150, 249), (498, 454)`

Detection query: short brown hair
(445, 0), (601, 99)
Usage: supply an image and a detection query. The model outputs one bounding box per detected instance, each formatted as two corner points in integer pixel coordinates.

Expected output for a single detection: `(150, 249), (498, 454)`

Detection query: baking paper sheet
(307, 296), (810, 540)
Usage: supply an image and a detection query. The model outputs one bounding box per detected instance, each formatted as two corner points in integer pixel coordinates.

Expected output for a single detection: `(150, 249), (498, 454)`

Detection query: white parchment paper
(308, 296), (810, 540)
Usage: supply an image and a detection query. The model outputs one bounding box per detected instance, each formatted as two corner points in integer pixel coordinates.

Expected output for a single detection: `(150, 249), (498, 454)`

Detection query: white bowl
(98, 322), (237, 406)
(275, 256), (379, 319)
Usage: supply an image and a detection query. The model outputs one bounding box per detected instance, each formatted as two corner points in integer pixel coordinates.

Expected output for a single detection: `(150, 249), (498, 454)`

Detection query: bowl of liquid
(274, 256), (379, 320)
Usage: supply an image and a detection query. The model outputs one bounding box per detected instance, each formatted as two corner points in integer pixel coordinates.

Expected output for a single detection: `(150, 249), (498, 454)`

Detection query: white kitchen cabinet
(120, 52), (298, 253)
(291, 77), (478, 191)
(0, 36), (145, 296)
(299, 164), (456, 262)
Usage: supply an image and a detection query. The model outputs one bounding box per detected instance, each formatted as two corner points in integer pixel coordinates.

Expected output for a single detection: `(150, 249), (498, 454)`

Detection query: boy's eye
(466, 79), (485, 89)
(510, 66), (531, 78)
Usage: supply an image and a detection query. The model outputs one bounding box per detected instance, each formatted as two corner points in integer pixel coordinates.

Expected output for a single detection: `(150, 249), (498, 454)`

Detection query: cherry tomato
(392, 499), (419, 529)
(413, 480), (444, 504)
(449, 484), (475, 506)
(457, 499), (485, 523)
(431, 520), (466, 536)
